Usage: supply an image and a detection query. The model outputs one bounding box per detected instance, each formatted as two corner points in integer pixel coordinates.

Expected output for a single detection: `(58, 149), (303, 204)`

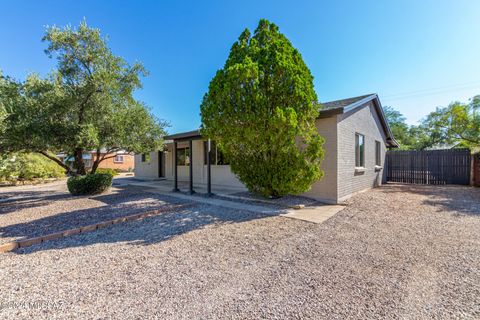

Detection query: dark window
(176, 147), (190, 166)
(375, 141), (381, 166)
(355, 133), (365, 167)
(141, 153), (150, 163)
(203, 140), (229, 165)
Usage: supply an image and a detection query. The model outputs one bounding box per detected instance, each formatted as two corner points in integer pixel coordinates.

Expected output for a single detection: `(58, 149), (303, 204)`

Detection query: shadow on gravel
(383, 183), (480, 216)
(0, 192), (74, 215)
(18, 204), (276, 255)
(3, 185), (278, 254)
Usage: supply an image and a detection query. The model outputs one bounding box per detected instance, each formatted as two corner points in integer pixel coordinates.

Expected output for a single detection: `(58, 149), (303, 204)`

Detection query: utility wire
(382, 80), (480, 98)
(382, 83), (480, 101)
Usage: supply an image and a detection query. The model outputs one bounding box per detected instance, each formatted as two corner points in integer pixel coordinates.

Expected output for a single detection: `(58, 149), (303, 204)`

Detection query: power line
(382, 80), (480, 99)
(382, 84), (480, 102)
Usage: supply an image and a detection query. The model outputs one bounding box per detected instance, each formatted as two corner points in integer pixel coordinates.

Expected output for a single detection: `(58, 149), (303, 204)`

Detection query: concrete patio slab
(280, 205), (345, 224)
(116, 177), (344, 224)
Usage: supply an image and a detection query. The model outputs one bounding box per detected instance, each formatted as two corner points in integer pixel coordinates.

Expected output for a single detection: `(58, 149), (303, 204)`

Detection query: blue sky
(1, 0), (479, 133)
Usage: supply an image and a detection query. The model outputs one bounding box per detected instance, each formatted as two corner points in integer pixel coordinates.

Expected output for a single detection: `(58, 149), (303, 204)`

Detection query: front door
(158, 151), (165, 178)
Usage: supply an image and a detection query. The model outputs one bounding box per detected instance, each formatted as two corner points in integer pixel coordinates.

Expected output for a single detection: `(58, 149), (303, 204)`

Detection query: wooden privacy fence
(474, 153), (480, 187)
(386, 148), (471, 185)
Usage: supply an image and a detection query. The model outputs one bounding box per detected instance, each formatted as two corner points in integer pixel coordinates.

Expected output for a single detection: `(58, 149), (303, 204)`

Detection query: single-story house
(135, 94), (398, 203)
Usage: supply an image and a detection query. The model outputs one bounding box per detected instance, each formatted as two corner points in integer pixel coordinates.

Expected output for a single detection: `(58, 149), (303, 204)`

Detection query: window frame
(176, 147), (190, 166)
(375, 140), (381, 166)
(203, 141), (229, 165)
(141, 153), (151, 163)
(114, 155), (124, 163)
(355, 133), (365, 168)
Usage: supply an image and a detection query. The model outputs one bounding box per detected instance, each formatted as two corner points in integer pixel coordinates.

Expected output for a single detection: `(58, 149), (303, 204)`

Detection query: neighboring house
(135, 94), (398, 203)
(58, 150), (134, 172)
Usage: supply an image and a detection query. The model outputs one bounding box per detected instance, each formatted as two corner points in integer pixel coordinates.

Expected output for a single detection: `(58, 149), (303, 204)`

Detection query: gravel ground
(231, 191), (322, 207)
(0, 182), (194, 244)
(0, 184), (479, 319)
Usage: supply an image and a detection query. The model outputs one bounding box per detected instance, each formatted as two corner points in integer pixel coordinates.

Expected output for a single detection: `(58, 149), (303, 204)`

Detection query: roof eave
(318, 94), (400, 148)
(164, 129), (202, 141)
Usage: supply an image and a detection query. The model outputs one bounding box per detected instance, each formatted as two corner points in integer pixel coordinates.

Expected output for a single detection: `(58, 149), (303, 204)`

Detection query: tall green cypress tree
(201, 19), (324, 197)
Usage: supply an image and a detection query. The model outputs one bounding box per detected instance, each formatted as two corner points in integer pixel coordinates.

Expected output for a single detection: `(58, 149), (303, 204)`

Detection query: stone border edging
(0, 204), (189, 254)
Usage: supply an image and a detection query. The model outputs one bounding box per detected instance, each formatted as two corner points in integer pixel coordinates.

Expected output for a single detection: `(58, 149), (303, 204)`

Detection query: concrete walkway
(120, 178), (344, 224)
(118, 179), (284, 215)
(280, 205), (345, 224)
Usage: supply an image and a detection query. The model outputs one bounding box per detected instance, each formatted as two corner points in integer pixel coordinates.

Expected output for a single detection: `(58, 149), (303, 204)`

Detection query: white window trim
(114, 155), (124, 163)
(355, 133), (365, 169)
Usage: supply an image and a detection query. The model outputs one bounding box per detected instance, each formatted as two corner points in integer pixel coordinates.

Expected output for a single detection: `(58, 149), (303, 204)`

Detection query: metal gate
(386, 149), (471, 185)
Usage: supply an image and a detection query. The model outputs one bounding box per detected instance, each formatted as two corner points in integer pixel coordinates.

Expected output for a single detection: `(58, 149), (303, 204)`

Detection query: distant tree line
(384, 95), (480, 151)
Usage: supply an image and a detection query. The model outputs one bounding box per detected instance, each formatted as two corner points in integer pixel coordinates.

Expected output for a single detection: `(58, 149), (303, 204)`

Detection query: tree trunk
(74, 148), (87, 175)
(91, 152), (118, 174)
(37, 151), (72, 175)
(90, 149), (101, 174)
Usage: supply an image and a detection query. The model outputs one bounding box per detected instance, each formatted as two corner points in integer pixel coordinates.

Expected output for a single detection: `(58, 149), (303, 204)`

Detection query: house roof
(319, 94), (399, 148)
(321, 94), (374, 110)
(165, 94), (399, 148)
(164, 129), (202, 141)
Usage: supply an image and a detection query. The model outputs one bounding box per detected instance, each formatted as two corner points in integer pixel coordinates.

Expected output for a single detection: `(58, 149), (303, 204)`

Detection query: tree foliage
(0, 153), (65, 181)
(201, 19), (324, 197)
(0, 21), (167, 175)
(418, 95), (480, 150)
(383, 106), (416, 149)
(384, 95), (480, 151)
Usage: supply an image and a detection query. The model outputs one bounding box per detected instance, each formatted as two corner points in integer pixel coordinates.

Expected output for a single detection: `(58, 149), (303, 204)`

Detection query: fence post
(471, 154), (474, 186)
(473, 153), (480, 187)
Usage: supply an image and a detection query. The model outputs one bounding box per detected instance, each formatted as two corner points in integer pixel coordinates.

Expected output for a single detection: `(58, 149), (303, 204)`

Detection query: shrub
(200, 20), (324, 197)
(0, 153), (65, 181)
(95, 168), (119, 176)
(67, 173), (113, 195)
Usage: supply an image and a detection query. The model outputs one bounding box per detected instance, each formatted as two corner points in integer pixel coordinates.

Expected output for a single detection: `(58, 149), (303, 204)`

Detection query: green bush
(0, 153), (65, 181)
(67, 173), (113, 195)
(200, 20), (324, 197)
(95, 168), (119, 176)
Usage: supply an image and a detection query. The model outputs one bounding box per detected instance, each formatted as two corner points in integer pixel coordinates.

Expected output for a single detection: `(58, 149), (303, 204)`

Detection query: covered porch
(163, 130), (245, 195)
(116, 176), (247, 195)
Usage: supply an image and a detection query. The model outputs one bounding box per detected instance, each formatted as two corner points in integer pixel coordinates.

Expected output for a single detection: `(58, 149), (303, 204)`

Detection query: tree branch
(101, 154), (118, 161)
(36, 151), (71, 174)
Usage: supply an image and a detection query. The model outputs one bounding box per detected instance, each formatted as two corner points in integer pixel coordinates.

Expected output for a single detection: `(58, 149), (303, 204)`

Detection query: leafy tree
(407, 125), (436, 150)
(419, 95), (480, 150)
(383, 106), (415, 149)
(0, 21), (167, 175)
(201, 19), (324, 197)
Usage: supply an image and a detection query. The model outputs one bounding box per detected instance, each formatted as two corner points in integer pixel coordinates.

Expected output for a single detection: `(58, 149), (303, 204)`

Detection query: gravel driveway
(0, 183), (479, 319)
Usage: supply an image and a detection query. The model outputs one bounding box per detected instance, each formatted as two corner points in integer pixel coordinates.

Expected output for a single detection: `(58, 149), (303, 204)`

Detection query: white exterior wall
(161, 140), (244, 187)
(134, 151), (160, 179)
(336, 102), (387, 201)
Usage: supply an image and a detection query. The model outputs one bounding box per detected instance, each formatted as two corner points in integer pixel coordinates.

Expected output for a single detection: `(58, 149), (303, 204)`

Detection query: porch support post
(207, 139), (212, 196)
(172, 141), (179, 192)
(189, 139), (195, 194)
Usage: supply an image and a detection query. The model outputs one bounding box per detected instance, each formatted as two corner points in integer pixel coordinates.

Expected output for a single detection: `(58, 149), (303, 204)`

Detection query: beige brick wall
(302, 116), (338, 203)
(336, 102), (387, 201)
